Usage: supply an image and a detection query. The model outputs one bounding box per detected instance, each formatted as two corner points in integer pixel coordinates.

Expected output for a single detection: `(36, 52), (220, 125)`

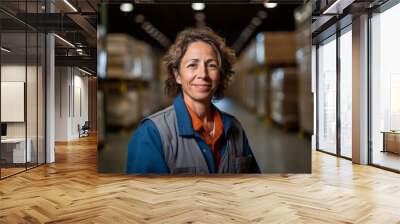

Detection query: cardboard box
(270, 68), (299, 126)
(264, 32), (296, 65)
(106, 34), (155, 80)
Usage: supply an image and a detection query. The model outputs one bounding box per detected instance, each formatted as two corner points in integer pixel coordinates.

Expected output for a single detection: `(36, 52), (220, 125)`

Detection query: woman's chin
(190, 92), (213, 102)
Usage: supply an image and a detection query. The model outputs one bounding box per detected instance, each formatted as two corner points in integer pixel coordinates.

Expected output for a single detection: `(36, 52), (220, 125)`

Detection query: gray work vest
(146, 105), (255, 174)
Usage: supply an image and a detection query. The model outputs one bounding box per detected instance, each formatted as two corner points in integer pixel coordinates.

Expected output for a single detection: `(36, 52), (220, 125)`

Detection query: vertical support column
(336, 29), (341, 157)
(312, 45), (317, 150)
(352, 14), (369, 164)
(46, 1), (55, 163)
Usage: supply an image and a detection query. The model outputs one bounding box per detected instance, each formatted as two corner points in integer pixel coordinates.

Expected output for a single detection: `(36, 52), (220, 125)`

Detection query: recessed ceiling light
(192, 3), (205, 11)
(63, 0), (78, 12)
(1, 47), (11, 53)
(78, 67), (92, 76)
(120, 3), (134, 12)
(264, 2), (278, 8)
(142, 21), (150, 29)
(148, 27), (156, 34)
(54, 34), (75, 48)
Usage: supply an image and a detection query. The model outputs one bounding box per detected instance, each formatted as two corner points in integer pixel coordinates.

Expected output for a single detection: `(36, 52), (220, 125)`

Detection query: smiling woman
(126, 27), (260, 174)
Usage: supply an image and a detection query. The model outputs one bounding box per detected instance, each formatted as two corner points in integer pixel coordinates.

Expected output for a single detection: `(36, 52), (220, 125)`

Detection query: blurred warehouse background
(97, 2), (312, 173)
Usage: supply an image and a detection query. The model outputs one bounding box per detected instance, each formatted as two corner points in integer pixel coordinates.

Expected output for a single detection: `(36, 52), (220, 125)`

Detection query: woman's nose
(197, 63), (208, 78)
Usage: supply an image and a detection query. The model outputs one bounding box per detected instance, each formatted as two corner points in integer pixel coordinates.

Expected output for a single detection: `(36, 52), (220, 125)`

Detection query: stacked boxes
(98, 33), (165, 172)
(228, 35), (267, 116)
(106, 34), (154, 80)
(264, 32), (297, 121)
(264, 32), (297, 65)
(104, 34), (161, 128)
(270, 68), (298, 127)
(228, 31), (298, 128)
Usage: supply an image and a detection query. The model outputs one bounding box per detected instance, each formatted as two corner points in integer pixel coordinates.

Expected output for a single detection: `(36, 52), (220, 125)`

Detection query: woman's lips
(192, 84), (211, 91)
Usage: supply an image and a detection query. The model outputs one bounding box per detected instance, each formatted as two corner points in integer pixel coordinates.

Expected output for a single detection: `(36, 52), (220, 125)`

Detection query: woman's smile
(192, 83), (212, 91)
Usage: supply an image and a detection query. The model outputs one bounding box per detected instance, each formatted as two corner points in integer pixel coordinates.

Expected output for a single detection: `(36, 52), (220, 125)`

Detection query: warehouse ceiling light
(54, 34), (75, 48)
(1, 47), (11, 53)
(232, 9), (266, 52)
(120, 3), (134, 12)
(141, 21), (171, 48)
(192, 3), (205, 11)
(264, 2), (278, 8)
(63, 0), (78, 12)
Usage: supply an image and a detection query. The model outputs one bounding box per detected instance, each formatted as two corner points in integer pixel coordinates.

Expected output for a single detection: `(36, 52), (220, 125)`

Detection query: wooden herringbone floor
(1, 135), (400, 223)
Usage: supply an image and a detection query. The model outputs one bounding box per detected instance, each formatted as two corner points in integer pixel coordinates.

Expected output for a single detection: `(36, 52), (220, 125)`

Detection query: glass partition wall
(370, 2), (400, 171)
(0, 1), (46, 179)
(317, 35), (337, 155)
(316, 25), (353, 159)
(316, 0), (400, 172)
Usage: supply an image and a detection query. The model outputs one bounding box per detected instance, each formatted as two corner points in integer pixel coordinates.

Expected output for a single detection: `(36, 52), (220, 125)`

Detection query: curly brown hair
(163, 27), (236, 99)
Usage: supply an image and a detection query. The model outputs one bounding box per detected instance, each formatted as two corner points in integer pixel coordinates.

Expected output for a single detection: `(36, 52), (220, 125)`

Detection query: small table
(1, 138), (32, 164)
(381, 131), (400, 154)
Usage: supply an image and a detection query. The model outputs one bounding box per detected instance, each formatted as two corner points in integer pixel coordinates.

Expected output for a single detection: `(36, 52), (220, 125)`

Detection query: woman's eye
(208, 64), (218, 68)
(187, 64), (196, 68)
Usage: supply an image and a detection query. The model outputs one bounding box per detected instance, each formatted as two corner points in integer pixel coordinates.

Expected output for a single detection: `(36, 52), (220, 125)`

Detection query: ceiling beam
(103, 0), (303, 3)
(67, 13), (97, 45)
(55, 55), (96, 72)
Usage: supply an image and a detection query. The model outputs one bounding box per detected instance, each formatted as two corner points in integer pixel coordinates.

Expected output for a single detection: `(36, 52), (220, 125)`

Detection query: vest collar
(173, 94), (234, 137)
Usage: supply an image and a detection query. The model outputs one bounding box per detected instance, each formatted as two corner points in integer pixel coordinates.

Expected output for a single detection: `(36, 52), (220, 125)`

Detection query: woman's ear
(174, 69), (182, 84)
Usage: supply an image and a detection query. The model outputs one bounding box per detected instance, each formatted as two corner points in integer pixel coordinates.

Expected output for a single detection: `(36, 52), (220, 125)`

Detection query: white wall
(55, 67), (89, 141)
(1, 65), (37, 138)
(55, 66), (69, 141)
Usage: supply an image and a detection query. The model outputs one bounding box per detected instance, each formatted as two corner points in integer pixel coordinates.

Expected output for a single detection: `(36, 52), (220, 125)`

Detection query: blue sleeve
(126, 119), (169, 174)
(243, 131), (261, 173)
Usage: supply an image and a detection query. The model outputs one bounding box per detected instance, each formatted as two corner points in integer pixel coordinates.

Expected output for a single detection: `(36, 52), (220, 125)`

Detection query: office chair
(79, 121), (90, 138)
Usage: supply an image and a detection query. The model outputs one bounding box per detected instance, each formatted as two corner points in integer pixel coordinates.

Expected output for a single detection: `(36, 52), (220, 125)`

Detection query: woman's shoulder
(138, 105), (177, 134)
(134, 119), (159, 135)
(146, 105), (175, 120)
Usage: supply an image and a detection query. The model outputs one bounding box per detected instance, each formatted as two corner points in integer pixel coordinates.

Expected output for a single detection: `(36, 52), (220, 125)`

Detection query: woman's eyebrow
(183, 58), (199, 63)
(206, 58), (218, 63)
(183, 58), (217, 64)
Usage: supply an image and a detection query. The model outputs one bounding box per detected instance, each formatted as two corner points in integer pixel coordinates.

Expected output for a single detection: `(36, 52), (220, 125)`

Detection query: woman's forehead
(182, 41), (218, 59)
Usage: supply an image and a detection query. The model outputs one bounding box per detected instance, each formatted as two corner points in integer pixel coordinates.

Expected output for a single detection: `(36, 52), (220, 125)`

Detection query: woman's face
(175, 41), (220, 103)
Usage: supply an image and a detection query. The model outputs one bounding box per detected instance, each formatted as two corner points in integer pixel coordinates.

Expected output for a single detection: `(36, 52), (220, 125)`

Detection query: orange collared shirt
(185, 103), (224, 169)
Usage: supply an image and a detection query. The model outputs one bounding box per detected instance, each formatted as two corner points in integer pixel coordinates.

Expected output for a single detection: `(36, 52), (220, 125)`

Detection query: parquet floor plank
(1, 135), (400, 223)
